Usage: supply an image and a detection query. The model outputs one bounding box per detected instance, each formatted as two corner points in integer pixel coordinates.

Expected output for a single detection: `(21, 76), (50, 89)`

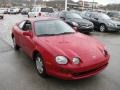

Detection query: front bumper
(78, 27), (94, 33)
(47, 56), (109, 80)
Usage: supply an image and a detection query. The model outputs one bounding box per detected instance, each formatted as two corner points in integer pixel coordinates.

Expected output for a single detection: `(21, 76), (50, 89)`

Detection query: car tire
(100, 24), (107, 32)
(1, 16), (3, 19)
(35, 53), (47, 77)
(13, 37), (20, 50)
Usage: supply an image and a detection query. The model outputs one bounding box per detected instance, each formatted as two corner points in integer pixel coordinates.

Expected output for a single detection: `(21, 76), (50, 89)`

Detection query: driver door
(90, 14), (100, 29)
(19, 20), (35, 56)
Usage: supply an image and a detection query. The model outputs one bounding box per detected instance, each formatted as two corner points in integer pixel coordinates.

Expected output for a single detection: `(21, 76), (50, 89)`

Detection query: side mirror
(73, 27), (78, 32)
(94, 18), (98, 20)
(23, 31), (32, 37)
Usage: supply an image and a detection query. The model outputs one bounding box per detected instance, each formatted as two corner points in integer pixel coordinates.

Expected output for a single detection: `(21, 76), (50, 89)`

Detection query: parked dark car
(107, 11), (120, 21)
(21, 8), (30, 15)
(57, 11), (94, 33)
(82, 11), (120, 32)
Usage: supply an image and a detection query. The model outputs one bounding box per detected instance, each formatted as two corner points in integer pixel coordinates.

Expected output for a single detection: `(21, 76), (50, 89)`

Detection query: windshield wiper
(38, 34), (58, 36)
(57, 32), (75, 35)
(37, 32), (75, 36)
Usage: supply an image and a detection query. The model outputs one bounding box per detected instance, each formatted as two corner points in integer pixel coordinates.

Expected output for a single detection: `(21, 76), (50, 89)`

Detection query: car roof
(27, 17), (58, 22)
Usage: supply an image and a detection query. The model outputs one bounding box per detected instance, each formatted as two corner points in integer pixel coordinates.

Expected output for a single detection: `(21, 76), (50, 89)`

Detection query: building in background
(45, 0), (98, 11)
(0, 0), (98, 11)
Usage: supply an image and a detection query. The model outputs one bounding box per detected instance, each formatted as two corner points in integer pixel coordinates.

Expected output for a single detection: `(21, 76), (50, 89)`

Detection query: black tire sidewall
(13, 37), (19, 50)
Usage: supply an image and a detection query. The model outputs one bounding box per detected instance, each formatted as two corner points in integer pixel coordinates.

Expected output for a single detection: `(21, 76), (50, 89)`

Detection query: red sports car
(11, 17), (110, 80)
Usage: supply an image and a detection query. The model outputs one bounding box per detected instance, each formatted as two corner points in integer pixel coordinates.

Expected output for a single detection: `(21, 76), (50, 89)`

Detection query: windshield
(108, 12), (120, 17)
(100, 13), (111, 19)
(35, 20), (75, 36)
(66, 13), (83, 19)
(41, 8), (53, 13)
(31, 8), (36, 12)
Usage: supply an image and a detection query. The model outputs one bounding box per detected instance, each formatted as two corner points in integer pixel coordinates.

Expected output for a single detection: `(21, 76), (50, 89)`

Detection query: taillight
(39, 13), (41, 16)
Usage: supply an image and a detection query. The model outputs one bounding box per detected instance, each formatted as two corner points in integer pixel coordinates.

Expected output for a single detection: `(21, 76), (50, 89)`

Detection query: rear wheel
(13, 37), (20, 50)
(1, 16), (3, 19)
(100, 24), (107, 32)
(35, 54), (47, 77)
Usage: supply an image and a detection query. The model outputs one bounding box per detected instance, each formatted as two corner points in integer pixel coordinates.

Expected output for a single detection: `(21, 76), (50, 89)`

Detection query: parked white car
(28, 6), (54, 18)
(8, 7), (20, 14)
(0, 8), (4, 19)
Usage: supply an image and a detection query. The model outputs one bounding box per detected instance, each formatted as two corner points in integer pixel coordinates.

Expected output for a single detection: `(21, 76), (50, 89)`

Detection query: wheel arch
(100, 23), (106, 26)
(99, 23), (107, 31)
(32, 50), (42, 61)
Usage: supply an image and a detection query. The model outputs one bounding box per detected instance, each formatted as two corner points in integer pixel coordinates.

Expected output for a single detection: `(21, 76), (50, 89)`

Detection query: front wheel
(99, 24), (107, 32)
(13, 37), (20, 50)
(35, 54), (47, 77)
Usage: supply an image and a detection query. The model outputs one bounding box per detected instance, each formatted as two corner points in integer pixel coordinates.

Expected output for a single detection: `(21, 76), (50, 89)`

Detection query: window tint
(41, 8), (53, 13)
(107, 12), (120, 17)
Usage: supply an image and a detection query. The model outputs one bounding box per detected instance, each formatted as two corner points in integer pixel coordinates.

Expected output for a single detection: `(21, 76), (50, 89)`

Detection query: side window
(91, 14), (98, 19)
(23, 21), (32, 31)
(18, 21), (26, 30)
(85, 12), (91, 18)
(18, 20), (32, 31)
(59, 12), (65, 18)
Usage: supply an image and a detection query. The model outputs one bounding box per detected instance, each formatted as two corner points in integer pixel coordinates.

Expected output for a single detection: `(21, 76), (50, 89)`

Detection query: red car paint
(12, 17), (110, 80)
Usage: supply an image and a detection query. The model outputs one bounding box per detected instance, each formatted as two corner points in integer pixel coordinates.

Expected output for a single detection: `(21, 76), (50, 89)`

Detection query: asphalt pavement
(0, 14), (120, 90)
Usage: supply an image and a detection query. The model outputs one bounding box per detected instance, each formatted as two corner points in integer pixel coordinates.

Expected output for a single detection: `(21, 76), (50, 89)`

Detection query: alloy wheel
(36, 56), (44, 74)
(100, 25), (105, 32)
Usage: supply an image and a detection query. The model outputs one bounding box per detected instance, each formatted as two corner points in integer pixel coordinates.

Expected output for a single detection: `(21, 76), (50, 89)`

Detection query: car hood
(36, 33), (106, 65)
(68, 18), (93, 25)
